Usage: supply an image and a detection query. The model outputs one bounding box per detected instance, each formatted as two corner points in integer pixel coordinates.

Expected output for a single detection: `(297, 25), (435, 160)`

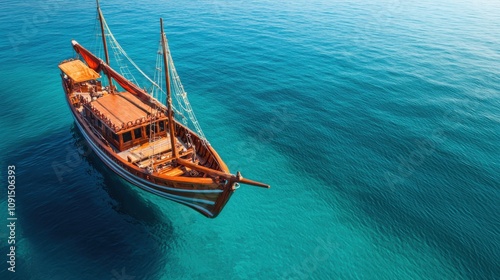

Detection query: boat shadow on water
(2, 125), (175, 279)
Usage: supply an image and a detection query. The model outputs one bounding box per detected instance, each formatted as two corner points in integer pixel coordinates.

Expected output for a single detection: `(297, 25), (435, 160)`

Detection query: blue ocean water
(1, 0), (499, 279)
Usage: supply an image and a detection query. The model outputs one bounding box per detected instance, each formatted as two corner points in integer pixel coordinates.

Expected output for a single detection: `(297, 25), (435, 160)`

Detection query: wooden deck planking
(120, 91), (157, 113)
(90, 92), (151, 127)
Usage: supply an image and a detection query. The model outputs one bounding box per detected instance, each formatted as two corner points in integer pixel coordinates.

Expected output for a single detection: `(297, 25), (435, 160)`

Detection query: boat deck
(118, 135), (191, 169)
(90, 91), (158, 128)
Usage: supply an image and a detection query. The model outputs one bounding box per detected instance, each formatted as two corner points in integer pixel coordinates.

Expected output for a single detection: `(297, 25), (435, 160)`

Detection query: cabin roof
(59, 60), (100, 83)
(90, 91), (161, 129)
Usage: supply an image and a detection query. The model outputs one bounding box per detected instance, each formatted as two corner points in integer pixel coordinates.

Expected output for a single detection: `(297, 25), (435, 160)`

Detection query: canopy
(58, 60), (100, 83)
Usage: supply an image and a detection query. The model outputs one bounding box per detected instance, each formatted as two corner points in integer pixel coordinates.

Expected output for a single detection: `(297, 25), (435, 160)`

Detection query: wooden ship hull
(58, 5), (268, 218)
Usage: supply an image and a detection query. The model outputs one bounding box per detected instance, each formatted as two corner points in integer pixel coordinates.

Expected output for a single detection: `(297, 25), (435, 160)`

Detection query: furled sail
(100, 63), (149, 99)
(72, 40), (149, 100)
(72, 40), (101, 72)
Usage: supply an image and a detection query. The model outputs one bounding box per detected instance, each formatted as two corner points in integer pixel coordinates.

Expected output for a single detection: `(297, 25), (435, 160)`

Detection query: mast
(160, 18), (178, 159)
(97, 0), (114, 93)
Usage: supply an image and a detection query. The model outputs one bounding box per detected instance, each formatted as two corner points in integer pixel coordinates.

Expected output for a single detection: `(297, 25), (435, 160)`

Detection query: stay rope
(95, 12), (210, 147)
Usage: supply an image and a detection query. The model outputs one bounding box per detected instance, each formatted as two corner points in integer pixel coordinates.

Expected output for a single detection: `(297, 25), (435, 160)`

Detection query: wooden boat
(58, 2), (269, 218)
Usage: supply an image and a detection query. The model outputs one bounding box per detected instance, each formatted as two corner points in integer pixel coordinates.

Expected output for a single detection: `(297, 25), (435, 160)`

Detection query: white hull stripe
(73, 118), (216, 216)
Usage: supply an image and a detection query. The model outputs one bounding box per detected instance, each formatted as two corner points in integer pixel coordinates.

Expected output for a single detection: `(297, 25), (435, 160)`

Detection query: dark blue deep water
(1, 0), (499, 279)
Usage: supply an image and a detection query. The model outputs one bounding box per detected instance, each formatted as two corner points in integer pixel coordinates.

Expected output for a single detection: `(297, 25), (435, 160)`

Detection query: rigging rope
(152, 38), (209, 146)
(94, 12), (210, 146)
(100, 15), (160, 89)
(163, 39), (209, 145)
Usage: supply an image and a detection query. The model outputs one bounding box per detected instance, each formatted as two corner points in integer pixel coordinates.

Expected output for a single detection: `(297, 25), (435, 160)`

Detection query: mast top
(160, 18), (165, 36)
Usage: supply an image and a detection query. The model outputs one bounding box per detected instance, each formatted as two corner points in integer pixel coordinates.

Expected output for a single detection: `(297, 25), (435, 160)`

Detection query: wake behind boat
(58, 2), (269, 218)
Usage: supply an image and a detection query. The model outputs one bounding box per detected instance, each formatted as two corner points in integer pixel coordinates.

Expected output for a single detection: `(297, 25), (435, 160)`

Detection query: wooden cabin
(59, 59), (175, 153)
(83, 90), (169, 151)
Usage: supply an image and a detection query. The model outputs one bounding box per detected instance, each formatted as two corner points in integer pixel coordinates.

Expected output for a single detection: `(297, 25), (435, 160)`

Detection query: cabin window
(145, 124), (157, 137)
(122, 131), (132, 143)
(134, 128), (142, 139)
(97, 120), (102, 128)
(159, 121), (165, 132)
(112, 133), (119, 142)
(106, 128), (113, 139)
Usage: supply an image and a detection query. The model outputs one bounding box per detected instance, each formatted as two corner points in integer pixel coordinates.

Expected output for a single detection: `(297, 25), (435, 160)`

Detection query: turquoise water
(1, 0), (499, 279)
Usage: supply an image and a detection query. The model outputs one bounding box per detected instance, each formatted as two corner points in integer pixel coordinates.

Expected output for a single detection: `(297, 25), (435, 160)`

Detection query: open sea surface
(0, 0), (499, 279)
